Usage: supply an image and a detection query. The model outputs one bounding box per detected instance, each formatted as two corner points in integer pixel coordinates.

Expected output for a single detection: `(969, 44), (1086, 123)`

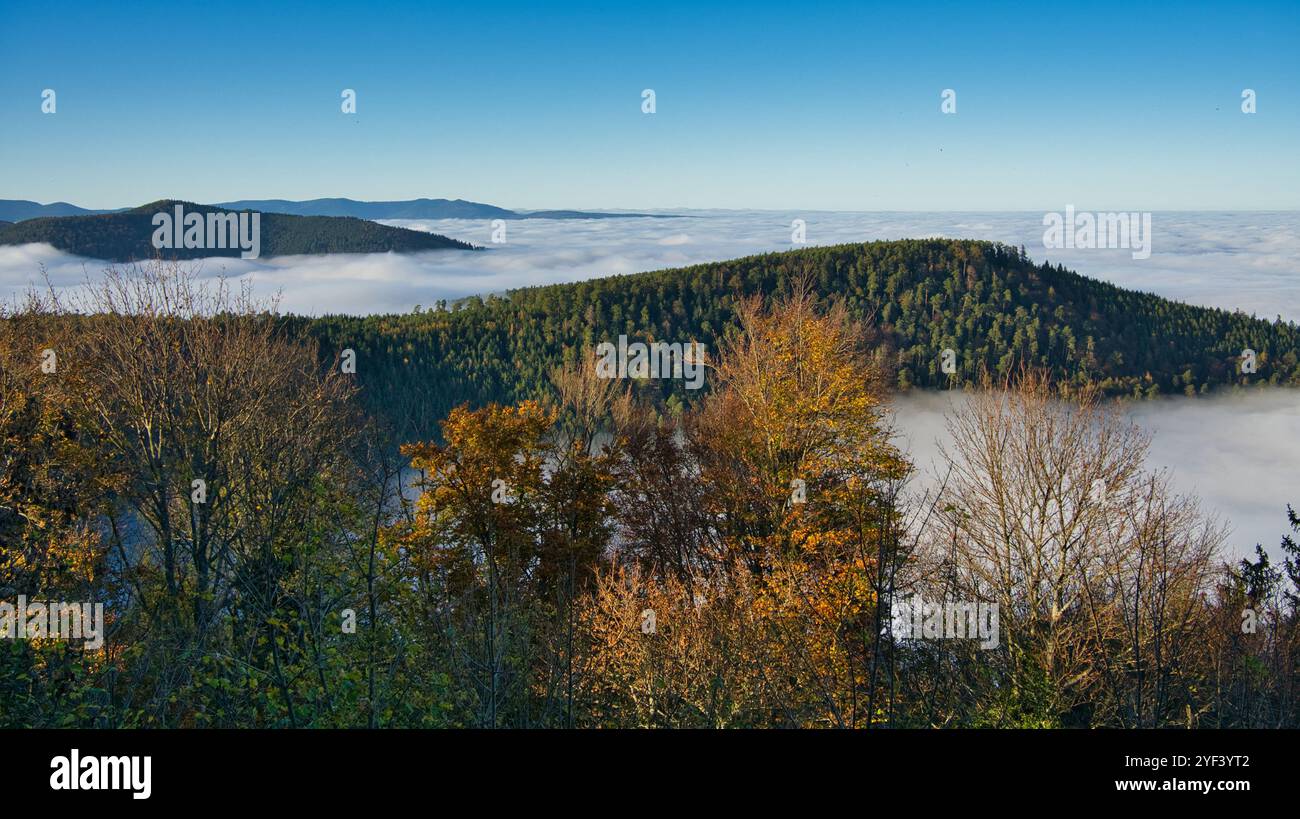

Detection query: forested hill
(0, 200), (476, 261)
(301, 239), (1300, 439)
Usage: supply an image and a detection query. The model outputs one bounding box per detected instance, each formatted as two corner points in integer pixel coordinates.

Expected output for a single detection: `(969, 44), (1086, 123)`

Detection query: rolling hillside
(300, 239), (1300, 439)
(0, 200), (477, 260)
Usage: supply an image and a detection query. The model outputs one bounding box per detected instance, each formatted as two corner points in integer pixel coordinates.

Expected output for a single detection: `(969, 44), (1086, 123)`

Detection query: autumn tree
(0, 293), (107, 727)
(929, 369), (1223, 726)
(577, 282), (912, 726)
(50, 262), (357, 726)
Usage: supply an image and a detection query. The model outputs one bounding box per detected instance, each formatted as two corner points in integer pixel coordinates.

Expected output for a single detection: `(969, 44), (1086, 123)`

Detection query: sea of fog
(0, 209), (1296, 559)
(891, 390), (1299, 563)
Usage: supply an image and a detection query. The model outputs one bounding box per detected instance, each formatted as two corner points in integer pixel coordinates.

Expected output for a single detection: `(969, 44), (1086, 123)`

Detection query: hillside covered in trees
(303, 239), (1300, 440)
(5, 262), (1298, 730)
(0, 200), (476, 261)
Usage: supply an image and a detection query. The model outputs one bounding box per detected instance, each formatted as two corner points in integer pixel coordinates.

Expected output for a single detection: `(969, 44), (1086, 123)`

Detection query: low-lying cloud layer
(1, 210), (1295, 561)
(3, 210), (1298, 319)
(890, 390), (1300, 562)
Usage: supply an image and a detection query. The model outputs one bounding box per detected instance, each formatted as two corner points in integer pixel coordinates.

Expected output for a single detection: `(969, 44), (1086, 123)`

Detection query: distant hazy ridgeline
(0, 197), (674, 224)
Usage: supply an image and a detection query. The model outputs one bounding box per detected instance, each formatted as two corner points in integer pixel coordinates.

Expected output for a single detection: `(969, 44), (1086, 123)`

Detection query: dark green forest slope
(0, 200), (476, 260)
(301, 239), (1300, 440)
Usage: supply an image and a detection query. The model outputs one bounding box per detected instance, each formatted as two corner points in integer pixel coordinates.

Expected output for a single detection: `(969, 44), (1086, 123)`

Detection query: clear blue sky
(1, 0), (1296, 210)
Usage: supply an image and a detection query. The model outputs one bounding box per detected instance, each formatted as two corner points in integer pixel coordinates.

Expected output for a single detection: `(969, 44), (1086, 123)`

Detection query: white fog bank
(889, 389), (1300, 563)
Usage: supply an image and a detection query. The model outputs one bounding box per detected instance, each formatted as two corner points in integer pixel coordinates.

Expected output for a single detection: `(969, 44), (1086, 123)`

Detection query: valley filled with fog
(890, 389), (1299, 562)
(2, 208), (1295, 560)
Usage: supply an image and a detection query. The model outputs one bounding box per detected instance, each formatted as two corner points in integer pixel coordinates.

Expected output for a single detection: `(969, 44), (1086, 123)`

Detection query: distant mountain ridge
(0, 200), (116, 221)
(0, 200), (477, 261)
(0, 197), (674, 223)
(216, 198), (674, 220)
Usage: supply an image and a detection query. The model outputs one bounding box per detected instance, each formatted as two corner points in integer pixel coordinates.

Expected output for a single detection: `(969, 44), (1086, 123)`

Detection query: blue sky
(1, 0), (1297, 210)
